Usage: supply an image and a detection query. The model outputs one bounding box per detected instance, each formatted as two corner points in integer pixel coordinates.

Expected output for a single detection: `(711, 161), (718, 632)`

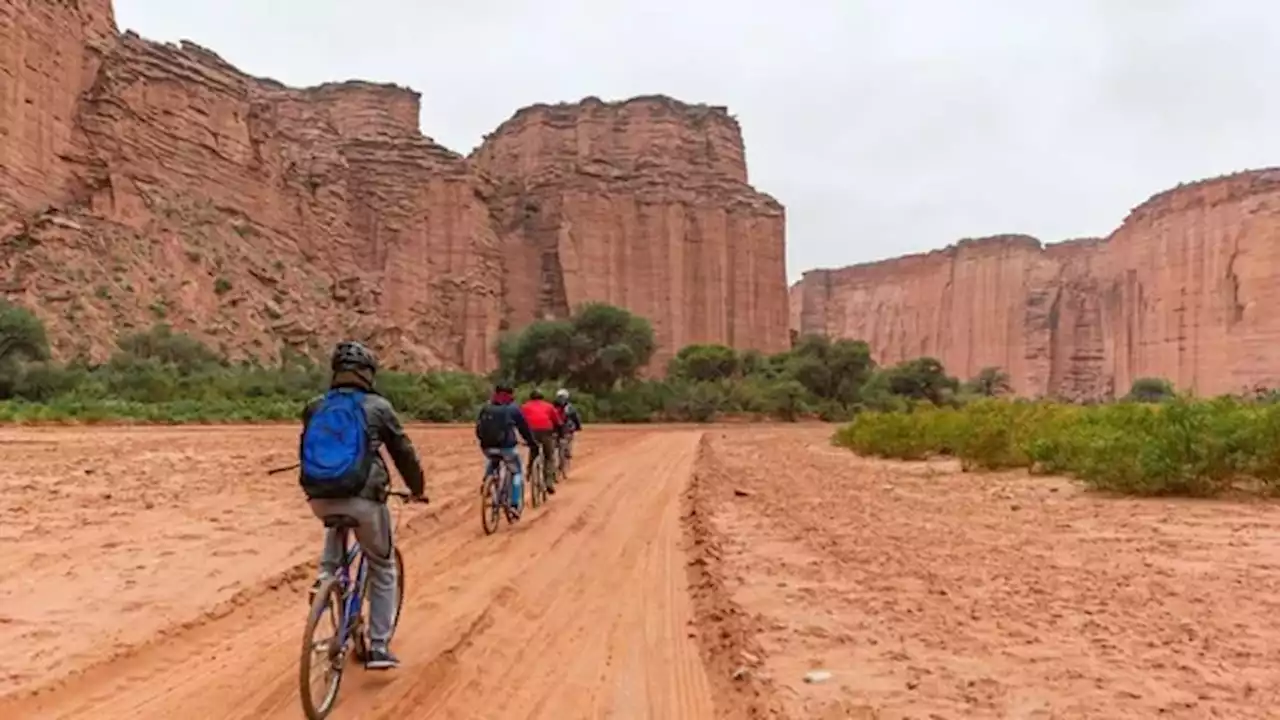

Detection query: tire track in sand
(3, 430), (714, 719)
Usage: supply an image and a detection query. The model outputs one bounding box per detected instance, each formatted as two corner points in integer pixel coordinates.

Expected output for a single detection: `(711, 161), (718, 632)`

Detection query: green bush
(833, 395), (1280, 497)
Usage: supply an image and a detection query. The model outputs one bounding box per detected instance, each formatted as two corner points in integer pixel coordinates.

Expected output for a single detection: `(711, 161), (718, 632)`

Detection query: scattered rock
(803, 670), (833, 684)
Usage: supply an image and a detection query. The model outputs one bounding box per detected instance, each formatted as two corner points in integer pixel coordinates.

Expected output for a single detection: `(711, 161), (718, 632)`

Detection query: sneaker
(365, 646), (401, 670)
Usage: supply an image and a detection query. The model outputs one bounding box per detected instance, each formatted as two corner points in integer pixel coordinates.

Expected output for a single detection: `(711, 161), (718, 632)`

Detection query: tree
(569, 303), (656, 392)
(0, 300), (50, 364)
(0, 300), (51, 399)
(967, 366), (1012, 397)
(114, 324), (223, 374)
(494, 302), (657, 393)
(668, 344), (738, 382)
(1126, 376), (1174, 403)
(884, 357), (959, 405)
(786, 334), (876, 406)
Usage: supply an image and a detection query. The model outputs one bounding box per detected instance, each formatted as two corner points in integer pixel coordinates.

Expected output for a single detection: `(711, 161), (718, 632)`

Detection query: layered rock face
(0, 0), (787, 371)
(472, 97), (789, 367)
(792, 170), (1280, 399)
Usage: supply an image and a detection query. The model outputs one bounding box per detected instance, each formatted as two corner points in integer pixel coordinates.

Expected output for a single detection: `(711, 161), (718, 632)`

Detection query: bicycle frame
(333, 528), (368, 652)
(486, 454), (514, 503)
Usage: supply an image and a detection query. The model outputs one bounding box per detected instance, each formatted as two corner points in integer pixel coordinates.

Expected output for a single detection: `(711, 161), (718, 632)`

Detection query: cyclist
(476, 382), (537, 518)
(300, 341), (428, 671)
(520, 388), (563, 494)
(552, 388), (582, 465)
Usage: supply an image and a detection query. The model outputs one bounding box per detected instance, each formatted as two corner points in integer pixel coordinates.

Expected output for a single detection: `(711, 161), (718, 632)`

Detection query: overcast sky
(114, 0), (1280, 283)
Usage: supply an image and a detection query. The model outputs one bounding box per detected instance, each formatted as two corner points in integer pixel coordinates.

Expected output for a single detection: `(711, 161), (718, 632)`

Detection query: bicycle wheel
(481, 473), (501, 535)
(392, 546), (405, 639)
(299, 577), (346, 720)
(559, 443), (571, 480)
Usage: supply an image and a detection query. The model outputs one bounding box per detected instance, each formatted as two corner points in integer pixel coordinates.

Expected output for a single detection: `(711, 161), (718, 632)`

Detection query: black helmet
(494, 381), (515, 394)
(529, 388), (544, 400)
(331, 341), (378, 374)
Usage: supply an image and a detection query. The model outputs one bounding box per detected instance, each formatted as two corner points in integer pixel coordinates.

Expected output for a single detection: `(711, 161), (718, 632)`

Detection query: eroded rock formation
(0, 0), (788, 371)
(792, 170), (1280, 399)
(472, 97), (788, 367)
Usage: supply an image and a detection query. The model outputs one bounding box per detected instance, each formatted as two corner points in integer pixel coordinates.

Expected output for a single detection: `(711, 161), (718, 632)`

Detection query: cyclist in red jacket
(520, 389), (563, 494)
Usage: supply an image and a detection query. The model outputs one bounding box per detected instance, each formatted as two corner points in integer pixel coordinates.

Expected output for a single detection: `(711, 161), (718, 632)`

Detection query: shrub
(833, 394), (1280, 497)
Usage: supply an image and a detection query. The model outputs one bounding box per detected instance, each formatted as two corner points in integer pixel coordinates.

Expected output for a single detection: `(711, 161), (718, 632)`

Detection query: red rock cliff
(470, 96), (789, 368)
(0, 0), (787, 371)
(791, 169), (1280, 399)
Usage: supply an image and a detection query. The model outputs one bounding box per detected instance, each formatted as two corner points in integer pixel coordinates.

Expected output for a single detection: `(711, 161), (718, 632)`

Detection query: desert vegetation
(7, 298), (1279, 498)
(0, 300), (926, 424)
(835, 387), (1280, 497)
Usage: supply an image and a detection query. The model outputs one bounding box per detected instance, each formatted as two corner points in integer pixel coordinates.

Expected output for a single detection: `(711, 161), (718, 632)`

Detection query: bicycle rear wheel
(559, 443), (571, 480)
(392, 546), (405, 638)
(299, 577), (346, 720)
(529, 456), (546, 508)
(481, 474), (501, 535)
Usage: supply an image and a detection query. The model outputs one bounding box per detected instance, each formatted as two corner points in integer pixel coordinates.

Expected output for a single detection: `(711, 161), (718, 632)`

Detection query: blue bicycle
(298, 489), (413, 719)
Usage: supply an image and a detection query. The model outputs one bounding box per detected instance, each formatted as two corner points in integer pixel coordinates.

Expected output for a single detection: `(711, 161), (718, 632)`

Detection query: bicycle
(299, 489), (417, 720)
(480, 450), (522, 535)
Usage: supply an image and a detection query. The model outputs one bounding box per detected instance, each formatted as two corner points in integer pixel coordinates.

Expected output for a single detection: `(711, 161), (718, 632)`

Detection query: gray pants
(308, 497), (398, 647)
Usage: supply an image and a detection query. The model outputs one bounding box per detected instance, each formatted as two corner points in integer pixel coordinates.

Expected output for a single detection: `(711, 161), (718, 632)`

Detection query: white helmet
(555, 388), (570, 403)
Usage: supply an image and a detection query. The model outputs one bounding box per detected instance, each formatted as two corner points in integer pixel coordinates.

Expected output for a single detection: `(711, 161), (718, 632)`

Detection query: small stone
(731, 666), (750, 681)
(739, 650), (761, 665)
(803, 670), (832, 684)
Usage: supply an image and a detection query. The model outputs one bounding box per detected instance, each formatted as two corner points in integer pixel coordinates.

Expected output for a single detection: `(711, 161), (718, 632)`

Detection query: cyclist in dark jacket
(553, 388), (582, 459)
(476, 383), (536, 517)
(302, 341), (427, 671)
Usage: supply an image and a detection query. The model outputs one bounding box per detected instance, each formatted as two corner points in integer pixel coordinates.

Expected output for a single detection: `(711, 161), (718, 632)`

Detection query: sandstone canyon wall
(471, 97), (788, 366)
(0, 0), (788, 371)
(792, 170), (1280, 399)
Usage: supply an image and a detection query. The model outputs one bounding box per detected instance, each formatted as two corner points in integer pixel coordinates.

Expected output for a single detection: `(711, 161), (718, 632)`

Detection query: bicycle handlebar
(388, 489), (429, 504)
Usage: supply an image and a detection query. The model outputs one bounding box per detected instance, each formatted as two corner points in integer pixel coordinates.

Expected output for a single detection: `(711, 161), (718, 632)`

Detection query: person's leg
(346, 498), (399, 668)
(540, 432), (557, 490)
(526, 432), (541, 476)
(483, 451), (499, 486)
(308, 499), (349, 578)
(504, 447), (523, 512)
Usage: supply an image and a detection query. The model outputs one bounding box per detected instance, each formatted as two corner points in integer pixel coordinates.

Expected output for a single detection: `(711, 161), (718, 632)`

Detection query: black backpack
(476, 404), (508, 447)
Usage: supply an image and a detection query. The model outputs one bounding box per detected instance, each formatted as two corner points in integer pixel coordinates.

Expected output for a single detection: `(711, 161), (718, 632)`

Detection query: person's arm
(569, 406), (583, 431)
(512, 406), (537, 448)
(370, 397), (426, 497)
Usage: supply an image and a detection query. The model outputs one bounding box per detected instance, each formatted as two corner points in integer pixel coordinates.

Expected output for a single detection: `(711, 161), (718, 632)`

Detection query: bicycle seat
(322, 515), (360, 529)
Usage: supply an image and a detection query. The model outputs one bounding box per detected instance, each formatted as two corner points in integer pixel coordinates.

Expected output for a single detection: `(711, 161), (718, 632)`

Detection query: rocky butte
(0, 0), (789, 372)
(791, 169), (1280, 400)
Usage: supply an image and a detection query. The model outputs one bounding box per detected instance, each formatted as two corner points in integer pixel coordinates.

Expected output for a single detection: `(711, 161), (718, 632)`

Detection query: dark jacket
(557, 401), (583, 432)
(301, 385), (426, 501)
(476, 396), (536, 450)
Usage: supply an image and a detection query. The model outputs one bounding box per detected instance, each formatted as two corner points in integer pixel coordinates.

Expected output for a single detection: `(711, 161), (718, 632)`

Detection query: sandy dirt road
(5, 424), (1280, 719)
(0, 426), (719, 719)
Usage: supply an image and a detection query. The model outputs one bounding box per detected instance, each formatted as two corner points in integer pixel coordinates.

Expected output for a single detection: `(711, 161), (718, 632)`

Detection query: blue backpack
(299, 389), (374, 499)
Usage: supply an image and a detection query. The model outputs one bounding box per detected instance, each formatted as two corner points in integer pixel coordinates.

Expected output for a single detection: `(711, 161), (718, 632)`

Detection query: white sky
(114, 0), (1280, 282)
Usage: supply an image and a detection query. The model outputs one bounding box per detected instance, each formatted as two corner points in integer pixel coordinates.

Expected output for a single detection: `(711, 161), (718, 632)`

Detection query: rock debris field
(1, 425), (1278, 719)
